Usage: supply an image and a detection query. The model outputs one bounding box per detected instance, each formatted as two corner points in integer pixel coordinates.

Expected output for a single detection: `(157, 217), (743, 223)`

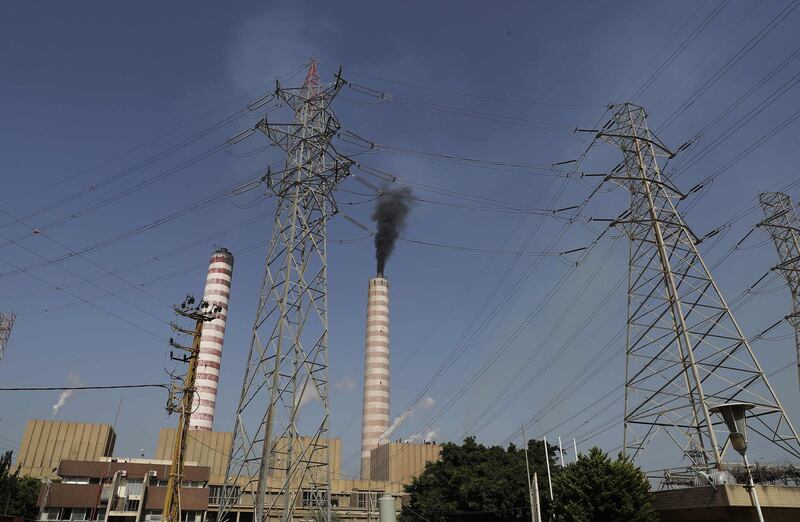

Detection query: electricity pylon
(0, 312), (14, 361)
(598, 103), (800, 475)
(220, 61), (351, 522)
(759, 192), (800, 391)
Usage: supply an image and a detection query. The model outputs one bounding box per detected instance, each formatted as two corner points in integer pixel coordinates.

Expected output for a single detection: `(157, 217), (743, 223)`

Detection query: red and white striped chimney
(189, 247), (234, 431)
(360, 276), (391, 478)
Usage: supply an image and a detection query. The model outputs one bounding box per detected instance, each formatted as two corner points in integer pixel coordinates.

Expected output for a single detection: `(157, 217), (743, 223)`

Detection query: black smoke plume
(371, 187), (413, 276)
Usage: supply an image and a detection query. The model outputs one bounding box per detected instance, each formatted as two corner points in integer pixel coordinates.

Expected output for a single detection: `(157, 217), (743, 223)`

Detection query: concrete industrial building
(18, 419), (441, 522)
(16, 420), (116, 479)
(360, 276), (391, 479)
(369, 441), (440, 485)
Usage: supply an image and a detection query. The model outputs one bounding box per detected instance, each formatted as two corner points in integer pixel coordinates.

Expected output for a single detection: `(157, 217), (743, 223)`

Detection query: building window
(301, 490), (328, 507)
(357, 492), (379, 509)
(41, 508), (61, 521)
(209, 485), (223, 504)
(126, 478), (144, 497)
(181, 511), (200, 522)
(142, 510), (162, 522)
(92, 509), (106, 521)
(70, 509), (88, 521)
(123, 500), (139, 513)
(63, 476), (91, 484)
(208, 485), (240, 505)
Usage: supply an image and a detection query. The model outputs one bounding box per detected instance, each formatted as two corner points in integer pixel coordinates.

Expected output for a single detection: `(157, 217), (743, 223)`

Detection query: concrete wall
(156, 428), (232, 484)
(16, 420), (115, 479)
(654, 485), (800, 522)
(156, 430), (343, 486)
(369, 442), (440, 484)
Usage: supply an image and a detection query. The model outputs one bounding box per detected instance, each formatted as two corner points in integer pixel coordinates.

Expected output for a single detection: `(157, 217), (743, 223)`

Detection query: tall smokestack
(189, 247), (234, 431)
(360, 276), (391, 478)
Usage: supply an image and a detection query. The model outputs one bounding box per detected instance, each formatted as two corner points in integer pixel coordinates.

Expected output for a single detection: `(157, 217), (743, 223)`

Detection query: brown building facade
(38, 458), (210, 522)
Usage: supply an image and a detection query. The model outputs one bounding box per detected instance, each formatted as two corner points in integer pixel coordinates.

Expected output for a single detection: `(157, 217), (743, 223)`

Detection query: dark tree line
(400, 438), (657, 522)
(0, 451), (40, 519)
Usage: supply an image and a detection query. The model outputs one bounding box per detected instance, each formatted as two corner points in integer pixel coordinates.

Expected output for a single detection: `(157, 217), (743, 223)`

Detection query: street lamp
(709, 402), (764, 522)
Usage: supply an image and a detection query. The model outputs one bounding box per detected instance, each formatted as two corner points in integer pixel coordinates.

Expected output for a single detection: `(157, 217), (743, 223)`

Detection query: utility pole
(521, 425), (535, 522)
(162, 295), (220, 522)
(532, 473), (542, 522)
(598, 103), (800, 477)
(219, 60), (352, 522)
(758, 191), (800, 391)
(543, 436), (553, 502)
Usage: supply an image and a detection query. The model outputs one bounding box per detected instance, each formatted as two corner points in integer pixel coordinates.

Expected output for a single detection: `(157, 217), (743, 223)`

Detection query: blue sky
(1, 1), (800, 477)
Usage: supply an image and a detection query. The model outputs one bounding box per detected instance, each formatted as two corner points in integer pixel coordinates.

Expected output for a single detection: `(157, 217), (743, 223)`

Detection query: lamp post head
(709, 402), (755, 456)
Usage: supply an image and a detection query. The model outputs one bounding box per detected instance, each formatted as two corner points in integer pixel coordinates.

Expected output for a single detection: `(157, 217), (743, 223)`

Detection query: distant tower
(360, 276), (391, 479)
(0, 312), (14, 362)
(759, 192), (800, 391)
(189, 247), (234, 431)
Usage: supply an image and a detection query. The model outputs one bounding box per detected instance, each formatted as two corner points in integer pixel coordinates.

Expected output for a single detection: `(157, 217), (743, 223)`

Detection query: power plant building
(16, 419), (116, 479)
(369, 441), (441, 484)
(17, 420), (440, 522)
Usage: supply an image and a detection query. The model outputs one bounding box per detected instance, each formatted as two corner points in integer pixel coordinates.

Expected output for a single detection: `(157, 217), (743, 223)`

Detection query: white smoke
(382, 397), (435, 443)
(52, 373), (81, 418)
(52, 389), (74, 418)
(421, 396), (436, 410)
(424, 428), (440, 441)
(296, 378), (320, 409)
(334, 378), (357, 392)
(380, 406), (415, 443)
(403, 427), (440, 444)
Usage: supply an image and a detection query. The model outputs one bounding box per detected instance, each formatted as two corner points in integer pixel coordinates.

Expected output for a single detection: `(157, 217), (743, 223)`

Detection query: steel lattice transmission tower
(220, 61), (351, 521)
(599, 103), (800, 474)
(759, 192), (800, 391)
(0, 312), (14, 361)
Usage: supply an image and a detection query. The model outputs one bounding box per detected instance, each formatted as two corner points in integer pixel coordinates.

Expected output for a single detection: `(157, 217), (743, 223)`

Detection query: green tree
(400, 437), (558, 521)
(0, 451), (41, 519)
(552, 447), (657, 522)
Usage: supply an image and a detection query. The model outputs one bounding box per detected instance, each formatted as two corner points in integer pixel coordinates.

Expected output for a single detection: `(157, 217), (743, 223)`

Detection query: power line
(658, 0), (800, 130)
(629, 0), (729, 102)
(345, 80), (578, 134)
(344, 69), (598, 108)
(0, 62), (307, 209)
(0, 384), (168, 391)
